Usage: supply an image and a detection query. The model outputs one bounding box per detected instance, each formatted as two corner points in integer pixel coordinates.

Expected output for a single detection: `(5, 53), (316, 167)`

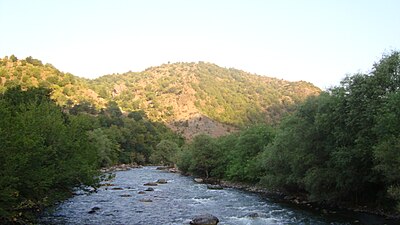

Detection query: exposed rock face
(169, 114), (236, 140)
(112, 83), (127, 98)
(189, 214), (219, 225)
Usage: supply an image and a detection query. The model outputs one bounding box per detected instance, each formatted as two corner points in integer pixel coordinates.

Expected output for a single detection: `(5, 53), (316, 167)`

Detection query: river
(40, 167), (394, 225)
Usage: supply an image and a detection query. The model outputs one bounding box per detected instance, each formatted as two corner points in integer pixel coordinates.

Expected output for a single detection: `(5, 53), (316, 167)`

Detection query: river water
(40, 167), (391, 225)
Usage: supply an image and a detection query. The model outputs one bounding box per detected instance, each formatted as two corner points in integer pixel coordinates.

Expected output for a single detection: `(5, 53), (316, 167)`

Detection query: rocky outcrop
(189, 214), (219, 225)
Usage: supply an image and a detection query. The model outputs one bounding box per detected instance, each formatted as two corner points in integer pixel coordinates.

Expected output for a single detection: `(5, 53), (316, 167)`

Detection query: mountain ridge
(0, 56), (321, 139)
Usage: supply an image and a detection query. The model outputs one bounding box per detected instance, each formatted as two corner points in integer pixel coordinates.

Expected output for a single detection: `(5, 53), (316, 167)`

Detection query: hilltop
(0, 56), (320, 139)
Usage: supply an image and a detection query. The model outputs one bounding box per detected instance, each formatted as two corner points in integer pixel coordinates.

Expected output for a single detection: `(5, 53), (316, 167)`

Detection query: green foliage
(9, 55), (17, 62)
(260, 51), (400, 210)
(224, 125), (275, 183)
(177, 134), (222, 178)
(150, 140), (180, 166)
(177, 125), (275, 182)
(88, 128), (119, 167)
(0, 85), (183, 223)
(0, 87), (99, 223)
(176, 51), (400, 214)
(0, 56), (105, 108)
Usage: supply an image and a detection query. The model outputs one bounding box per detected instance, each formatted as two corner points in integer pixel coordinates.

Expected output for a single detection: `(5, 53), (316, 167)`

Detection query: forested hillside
(0, 56), (320, 139)
(0, 55), (105, 108)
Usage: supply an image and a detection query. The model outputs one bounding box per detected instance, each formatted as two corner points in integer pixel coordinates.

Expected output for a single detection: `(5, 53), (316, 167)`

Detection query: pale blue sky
(1, 0), (399, 89)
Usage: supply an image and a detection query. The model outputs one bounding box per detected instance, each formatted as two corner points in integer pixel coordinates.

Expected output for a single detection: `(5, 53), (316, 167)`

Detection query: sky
(1, 0), (399, 89)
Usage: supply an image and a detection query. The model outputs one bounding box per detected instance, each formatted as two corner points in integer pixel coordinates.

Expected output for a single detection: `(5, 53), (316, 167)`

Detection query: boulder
(168, 168), (178, 173)
(144, 182), (158, 186)
(138, 191), (146, 194)
(194, 178), (204, 183)
(156, 179), (168, 184)
(190, 214), (219, 225)
(111, 187), (123, 190)
(145, 187), (154, 192)
(88, 206), (100, 214)
(206, 184), (223, 190)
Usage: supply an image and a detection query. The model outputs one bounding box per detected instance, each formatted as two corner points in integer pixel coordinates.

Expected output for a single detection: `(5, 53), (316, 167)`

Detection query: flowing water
(40, 167), (392, 225)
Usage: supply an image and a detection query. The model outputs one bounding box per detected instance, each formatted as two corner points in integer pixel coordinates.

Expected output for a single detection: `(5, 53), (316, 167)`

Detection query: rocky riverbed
(40, 166), (397, 225)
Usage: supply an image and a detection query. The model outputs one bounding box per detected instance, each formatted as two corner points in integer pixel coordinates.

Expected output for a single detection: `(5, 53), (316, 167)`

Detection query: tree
(187, 134), (220, 178)
(9, 55), (17, 62)
(150, 140), (180, 166)
(226, 125), (275, 183)
(88, 128), (119, 167)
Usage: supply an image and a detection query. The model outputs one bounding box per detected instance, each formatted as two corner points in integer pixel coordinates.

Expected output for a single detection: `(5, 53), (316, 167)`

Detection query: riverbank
(163, 165), (400, 224)
(216, 179), (400, 224)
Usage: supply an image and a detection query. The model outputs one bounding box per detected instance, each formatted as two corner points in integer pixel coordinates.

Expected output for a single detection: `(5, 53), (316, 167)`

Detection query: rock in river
(88, 206), (100, 214)
(190, 214), (219, 225)
(194, 178), (204, 183)
(119, 194), (132, 197)
(145, 187), (154, 192)
(207, 184), (223, 190)
(144, 182), (158, 186)
(156, 179), (168, 184)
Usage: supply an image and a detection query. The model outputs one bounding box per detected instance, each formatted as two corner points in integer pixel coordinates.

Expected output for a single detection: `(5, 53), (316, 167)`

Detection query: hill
(0, 55), (105, 108)
(0, 56), (320, 139)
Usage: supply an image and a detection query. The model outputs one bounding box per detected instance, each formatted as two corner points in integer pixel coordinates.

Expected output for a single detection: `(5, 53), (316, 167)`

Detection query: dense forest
(177, 51), (400, 215)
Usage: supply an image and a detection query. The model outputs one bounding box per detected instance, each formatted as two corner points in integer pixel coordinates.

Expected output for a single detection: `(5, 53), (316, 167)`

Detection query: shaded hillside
(0, 56), (320, 139)
(90, 62), (320, 138)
